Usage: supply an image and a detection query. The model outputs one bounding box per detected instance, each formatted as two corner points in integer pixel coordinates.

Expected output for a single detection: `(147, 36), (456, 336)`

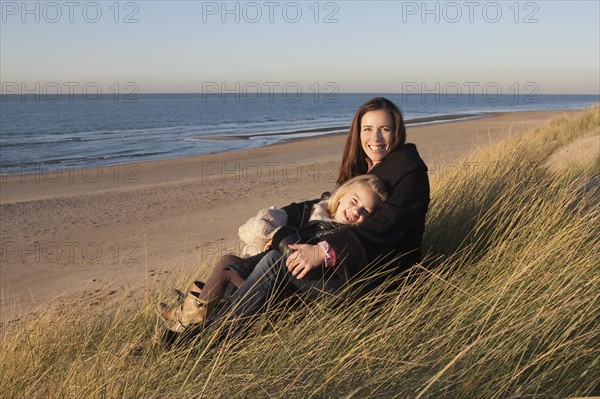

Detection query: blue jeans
(220, 250), (344, 320)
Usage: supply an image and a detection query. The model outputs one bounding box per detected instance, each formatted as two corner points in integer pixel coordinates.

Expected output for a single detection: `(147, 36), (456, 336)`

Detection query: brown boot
(157, 290), (208, 333)
(156, 281), (206, 332)
(172, 280), (204, 301)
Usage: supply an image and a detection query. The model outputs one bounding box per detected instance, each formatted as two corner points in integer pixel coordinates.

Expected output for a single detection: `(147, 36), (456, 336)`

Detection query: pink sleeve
(317, 241), (337, 267)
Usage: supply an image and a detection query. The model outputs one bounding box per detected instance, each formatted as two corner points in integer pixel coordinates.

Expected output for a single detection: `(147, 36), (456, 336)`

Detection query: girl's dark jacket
(283, 143), (430, 286)
(227, 198), (340, 279)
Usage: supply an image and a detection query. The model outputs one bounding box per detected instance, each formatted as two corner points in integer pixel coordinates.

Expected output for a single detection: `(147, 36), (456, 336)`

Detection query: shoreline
(0, 109), (580, 204)
(0, 108), (584, 320)
(0, 109), (560, 184)
(0, 112), (487, 177)
(4, 105), (596, 178)
(193, 113), (484, 141)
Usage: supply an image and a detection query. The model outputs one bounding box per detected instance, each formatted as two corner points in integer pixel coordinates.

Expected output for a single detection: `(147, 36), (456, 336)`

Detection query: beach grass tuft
(1, 107), (598, 398)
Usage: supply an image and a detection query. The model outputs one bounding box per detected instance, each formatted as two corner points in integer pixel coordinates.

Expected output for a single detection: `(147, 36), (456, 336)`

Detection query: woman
(279, 97), (429, 290)
(214, 97), (430, 323)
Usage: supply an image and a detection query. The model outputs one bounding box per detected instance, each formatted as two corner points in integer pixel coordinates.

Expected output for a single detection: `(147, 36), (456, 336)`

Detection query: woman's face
(334, 184), (380, 225)
(360, 110), (395, 166)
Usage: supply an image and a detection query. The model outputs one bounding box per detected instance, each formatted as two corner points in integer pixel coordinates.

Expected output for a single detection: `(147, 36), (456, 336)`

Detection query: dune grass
(1, 107), (598, 398)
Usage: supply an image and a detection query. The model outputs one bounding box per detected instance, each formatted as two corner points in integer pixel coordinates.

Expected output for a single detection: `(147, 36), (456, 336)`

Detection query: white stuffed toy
(238, 207), (288, 257)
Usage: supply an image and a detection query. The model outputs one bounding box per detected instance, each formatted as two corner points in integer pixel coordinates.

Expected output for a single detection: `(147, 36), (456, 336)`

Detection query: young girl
(157, 174), (387, 333)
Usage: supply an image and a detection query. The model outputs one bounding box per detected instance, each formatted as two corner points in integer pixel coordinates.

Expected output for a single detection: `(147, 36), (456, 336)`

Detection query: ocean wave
(2, 94), (597, 175)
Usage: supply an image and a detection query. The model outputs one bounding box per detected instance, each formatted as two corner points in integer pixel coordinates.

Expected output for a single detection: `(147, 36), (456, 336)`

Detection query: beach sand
(0, 110), (582, 321)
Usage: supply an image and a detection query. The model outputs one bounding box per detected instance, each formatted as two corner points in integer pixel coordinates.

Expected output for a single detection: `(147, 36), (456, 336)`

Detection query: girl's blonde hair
(327, 174), (388, 216)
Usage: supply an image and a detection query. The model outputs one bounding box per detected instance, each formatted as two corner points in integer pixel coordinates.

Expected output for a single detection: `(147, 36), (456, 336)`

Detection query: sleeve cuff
(318, 241), (337, 267)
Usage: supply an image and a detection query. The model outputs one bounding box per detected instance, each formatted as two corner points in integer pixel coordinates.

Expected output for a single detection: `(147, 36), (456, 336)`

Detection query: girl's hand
(262, 239), (273, 252)
(285, 244), (325, 280)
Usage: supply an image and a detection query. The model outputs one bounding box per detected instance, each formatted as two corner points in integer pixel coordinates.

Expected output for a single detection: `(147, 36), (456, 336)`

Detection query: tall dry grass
(1, 107), (598, 398)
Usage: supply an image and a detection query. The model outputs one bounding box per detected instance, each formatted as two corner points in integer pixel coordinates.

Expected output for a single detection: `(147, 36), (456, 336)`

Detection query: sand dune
(545, 134), (599, 173)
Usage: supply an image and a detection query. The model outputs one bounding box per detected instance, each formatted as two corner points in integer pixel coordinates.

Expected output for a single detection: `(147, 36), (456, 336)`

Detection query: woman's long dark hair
(337, 97), (406, 185)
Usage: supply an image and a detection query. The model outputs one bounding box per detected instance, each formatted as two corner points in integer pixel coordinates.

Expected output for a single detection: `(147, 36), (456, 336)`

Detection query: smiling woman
(360, 109), (396, 168)
(337, 97), (408, 185)
(322, 97), (430, 287)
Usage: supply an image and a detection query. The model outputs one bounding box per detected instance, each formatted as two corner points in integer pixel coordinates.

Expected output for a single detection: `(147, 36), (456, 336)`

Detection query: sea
(1, 93), (598, 175)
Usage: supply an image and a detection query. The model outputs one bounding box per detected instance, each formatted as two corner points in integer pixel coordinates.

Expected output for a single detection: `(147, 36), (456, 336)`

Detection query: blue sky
(1, 1), (599, 94)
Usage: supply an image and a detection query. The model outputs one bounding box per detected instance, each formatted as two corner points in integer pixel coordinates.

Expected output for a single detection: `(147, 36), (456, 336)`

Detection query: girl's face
(334, 184), (380, 224)
(360, 110), (395, 166)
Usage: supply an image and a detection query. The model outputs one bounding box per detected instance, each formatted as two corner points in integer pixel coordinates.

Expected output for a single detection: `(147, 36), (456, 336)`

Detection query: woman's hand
(285, 244), (325, 280)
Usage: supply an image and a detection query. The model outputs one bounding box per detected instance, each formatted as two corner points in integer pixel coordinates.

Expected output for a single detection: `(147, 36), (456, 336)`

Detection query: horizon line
(2, 91), (599, 96)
